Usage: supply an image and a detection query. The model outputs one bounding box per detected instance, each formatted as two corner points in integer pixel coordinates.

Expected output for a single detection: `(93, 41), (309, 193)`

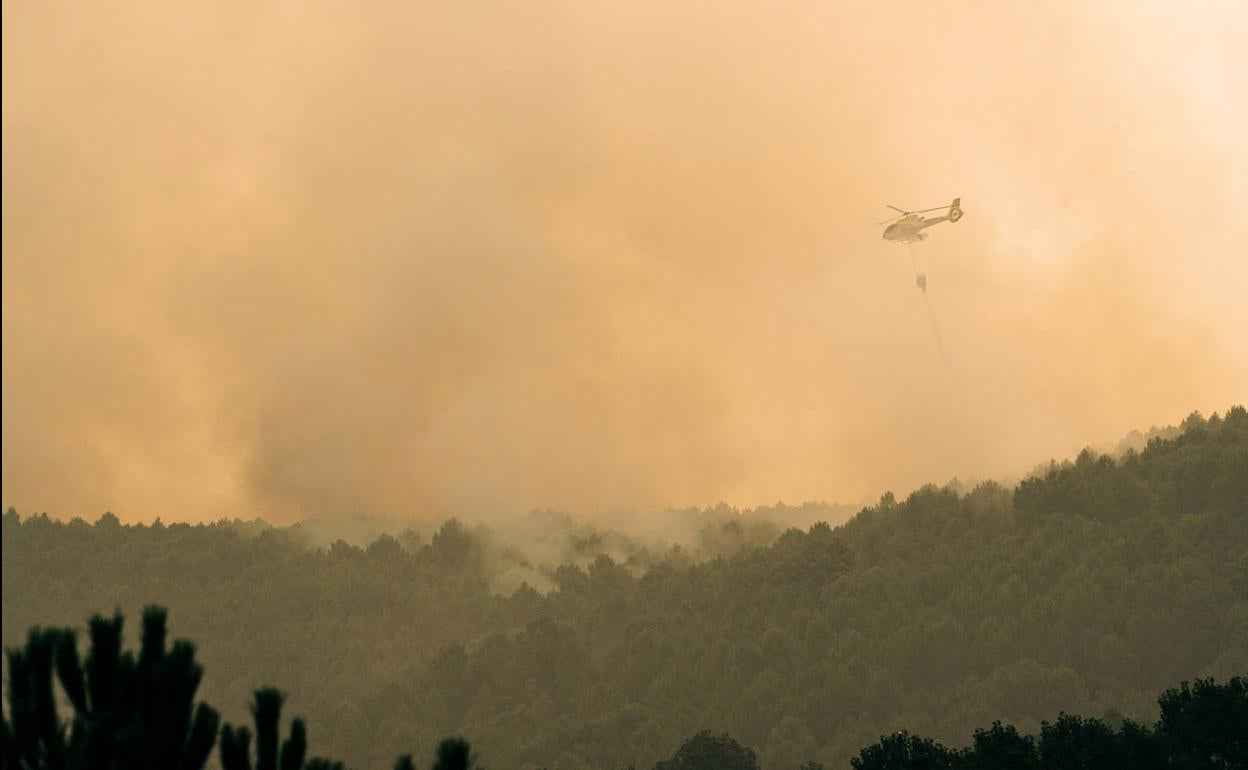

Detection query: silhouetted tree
(963, 722), (1036, 770)
(653, 731), (758, 770)
(1155, 677), (1248, 770)
(850, 732), (960, 770)
(4, 628), (67, 770)
(1036, 714), (1123, 770)
(1115, 720), (1164, 770)
(430, 738), (476, 770)
(2, 607), (219, 770)
(219, 688), (338, 770)
(846, 676), (1247, 770)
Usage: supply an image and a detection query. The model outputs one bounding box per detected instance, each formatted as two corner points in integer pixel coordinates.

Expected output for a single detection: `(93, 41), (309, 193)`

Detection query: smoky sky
(3, 1), (1246, 524)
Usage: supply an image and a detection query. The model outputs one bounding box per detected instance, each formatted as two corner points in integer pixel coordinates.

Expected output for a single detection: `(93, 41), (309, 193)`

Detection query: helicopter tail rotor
(948, 197), (964, 222)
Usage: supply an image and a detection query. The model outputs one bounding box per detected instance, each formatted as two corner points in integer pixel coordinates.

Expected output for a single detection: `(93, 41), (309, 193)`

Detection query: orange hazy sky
(3, 1), (1246, 524)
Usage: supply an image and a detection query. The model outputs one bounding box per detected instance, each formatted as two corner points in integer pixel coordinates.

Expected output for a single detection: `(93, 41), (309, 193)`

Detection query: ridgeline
(4, 407), (1245, 768)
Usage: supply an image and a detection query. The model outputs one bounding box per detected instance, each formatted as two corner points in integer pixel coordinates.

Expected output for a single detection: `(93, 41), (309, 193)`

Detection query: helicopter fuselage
(881, 198), (962, 243)
(882, 213), (951, 243)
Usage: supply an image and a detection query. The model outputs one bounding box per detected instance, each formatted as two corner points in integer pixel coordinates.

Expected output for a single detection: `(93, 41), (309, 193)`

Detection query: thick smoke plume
(3, 1), (1246, 524)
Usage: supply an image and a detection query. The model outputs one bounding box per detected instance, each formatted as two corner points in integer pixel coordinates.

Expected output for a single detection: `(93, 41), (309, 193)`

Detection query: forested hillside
(3, 408), (1246, 769)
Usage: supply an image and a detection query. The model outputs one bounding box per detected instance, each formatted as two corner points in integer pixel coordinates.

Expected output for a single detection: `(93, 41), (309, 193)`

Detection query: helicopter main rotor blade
(912, 206), (948, 213)
(886, 205), (908, 214)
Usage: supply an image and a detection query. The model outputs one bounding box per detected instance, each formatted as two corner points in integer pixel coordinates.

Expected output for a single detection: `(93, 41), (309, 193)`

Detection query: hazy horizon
(4, 1), (1246, 525)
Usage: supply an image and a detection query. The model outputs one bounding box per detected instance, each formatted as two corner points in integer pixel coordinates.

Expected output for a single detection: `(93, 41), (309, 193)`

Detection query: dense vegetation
(3, 407), (1246, 769)
(1, 605), (474, 770)
(849, 675), (1247, 769)
(6, 607), (1243, 769)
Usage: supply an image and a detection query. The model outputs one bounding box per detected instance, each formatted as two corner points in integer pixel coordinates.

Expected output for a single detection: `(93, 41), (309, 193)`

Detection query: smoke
(3, 1), (1247, 524)
(921, 292), (951, 374)
(905, 242), (949, 371)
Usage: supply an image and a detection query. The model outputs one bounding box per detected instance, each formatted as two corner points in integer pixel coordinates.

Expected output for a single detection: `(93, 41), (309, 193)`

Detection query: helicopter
(879, 198), (963, 243)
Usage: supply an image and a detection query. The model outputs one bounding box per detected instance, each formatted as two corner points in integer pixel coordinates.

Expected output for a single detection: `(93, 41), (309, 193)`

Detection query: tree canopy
(4, 406), (1246, 768)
